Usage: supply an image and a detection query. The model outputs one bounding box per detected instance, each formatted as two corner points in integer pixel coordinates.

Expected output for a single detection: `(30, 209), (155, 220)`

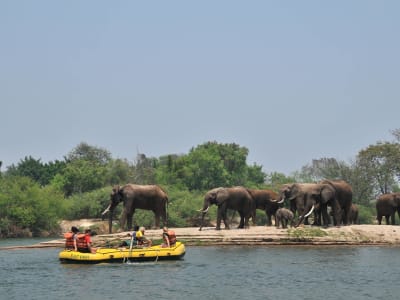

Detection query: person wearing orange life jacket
(83, 229), (97, 253)
(161, 227), (176, 248)
(64, 226), (79, 251)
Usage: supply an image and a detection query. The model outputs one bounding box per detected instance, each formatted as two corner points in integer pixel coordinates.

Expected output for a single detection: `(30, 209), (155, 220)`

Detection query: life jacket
(165, 230), (176, 245)
(64, 232), (75, 249)
(76, 233), (89, 251)
(64, 232), (88, 251)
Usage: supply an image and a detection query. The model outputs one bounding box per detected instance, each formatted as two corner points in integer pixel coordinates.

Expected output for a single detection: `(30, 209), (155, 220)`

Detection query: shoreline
(2, 224), (400, 250)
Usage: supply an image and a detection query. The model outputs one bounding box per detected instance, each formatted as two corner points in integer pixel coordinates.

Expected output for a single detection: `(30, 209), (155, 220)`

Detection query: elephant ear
(215, 188), (229, 206)
(289, 184), (301, 200)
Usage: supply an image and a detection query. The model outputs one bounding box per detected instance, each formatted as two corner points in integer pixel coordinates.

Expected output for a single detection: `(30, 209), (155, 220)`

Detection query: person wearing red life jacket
(161, 227), (176, 248)
(83, 229), (97, 253)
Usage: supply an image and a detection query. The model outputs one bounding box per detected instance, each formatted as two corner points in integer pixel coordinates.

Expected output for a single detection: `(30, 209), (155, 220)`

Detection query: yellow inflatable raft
(59, 241), (186, 264)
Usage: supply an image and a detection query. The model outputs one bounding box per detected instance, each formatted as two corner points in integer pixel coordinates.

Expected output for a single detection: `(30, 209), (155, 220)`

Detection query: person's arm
(73, 236), (78, 251)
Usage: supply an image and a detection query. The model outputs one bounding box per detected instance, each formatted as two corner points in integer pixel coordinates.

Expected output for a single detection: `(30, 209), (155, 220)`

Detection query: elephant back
(320, 180), (352, 204)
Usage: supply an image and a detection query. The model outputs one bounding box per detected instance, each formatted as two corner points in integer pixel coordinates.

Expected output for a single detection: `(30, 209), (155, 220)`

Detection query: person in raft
(119, 225), (140, 247)
(71, 226), (79, 251)
(161, 226), (177, 248)
(83, 229), (97, 253)
(136, 226), (152, 247)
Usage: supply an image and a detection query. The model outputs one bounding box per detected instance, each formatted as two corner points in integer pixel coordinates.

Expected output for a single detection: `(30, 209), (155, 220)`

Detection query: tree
(175, 142), (265, 190)
(5, 157), (66, 186)
(0, 176), (66, 237)
(355, 142), (400, 195)
(66, 142), (111, 166)
(297, 158), (351, 182)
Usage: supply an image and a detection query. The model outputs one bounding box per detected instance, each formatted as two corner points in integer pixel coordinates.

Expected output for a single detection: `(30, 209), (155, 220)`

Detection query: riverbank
(92, 225), (400, 246)
(6, 224), (398, 250)
(2, 219), (400, 250)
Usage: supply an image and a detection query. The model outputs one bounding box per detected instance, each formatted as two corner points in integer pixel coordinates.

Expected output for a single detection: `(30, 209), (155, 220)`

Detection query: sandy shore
(34, 223), (400, 249)
(2, 219), (400, 250)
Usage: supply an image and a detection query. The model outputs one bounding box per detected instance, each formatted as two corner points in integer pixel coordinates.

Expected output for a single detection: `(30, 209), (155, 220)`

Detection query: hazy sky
(1, 1), (399, 175)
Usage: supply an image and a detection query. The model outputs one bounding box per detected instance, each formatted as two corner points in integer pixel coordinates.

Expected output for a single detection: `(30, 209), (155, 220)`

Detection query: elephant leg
(238, 211), (245, 229)
(321, 205), (330, 227)
(385, 215), (390, 225)
(391, 212), (396, 225)
(154, 211), (160, 228)
(126, 212), (133, 231)
(120, 211), (128, 231)
(216, 207), (223, 230)
(266, 213), (272, 226)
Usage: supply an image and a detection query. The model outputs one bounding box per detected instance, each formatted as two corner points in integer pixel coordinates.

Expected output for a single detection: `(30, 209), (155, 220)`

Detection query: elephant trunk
(295, 205), (315, 228)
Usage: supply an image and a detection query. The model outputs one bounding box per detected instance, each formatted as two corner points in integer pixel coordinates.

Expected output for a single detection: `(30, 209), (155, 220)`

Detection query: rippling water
(0, 239), (398, 300)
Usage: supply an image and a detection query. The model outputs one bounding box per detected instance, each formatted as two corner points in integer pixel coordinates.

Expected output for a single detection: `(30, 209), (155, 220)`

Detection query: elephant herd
(101, 181), (400, 234)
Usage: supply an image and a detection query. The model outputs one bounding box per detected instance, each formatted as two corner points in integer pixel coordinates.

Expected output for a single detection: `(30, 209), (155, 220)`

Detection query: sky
(1, 1), (399, 175)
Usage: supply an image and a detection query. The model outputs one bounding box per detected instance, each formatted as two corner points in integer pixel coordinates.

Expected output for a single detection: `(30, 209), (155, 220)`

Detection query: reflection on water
(0, 241), (398, 300)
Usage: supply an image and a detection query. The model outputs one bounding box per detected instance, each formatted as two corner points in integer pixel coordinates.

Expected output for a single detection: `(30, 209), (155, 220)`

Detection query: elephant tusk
(101, 204), (111, 215)
(304, 205), (315, 218)
(198, 206), (209, 213)
(273, 198), (285, 204)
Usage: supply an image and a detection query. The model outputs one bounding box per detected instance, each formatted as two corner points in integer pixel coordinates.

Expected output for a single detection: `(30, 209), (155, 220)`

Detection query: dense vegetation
(1, 130), (400, 237)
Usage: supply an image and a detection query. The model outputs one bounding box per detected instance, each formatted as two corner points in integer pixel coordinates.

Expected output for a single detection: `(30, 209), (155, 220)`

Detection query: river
(0, 239), (398, 300)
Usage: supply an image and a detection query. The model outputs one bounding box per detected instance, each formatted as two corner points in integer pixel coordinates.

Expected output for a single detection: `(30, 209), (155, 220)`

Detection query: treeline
(1, 130), (400, 237)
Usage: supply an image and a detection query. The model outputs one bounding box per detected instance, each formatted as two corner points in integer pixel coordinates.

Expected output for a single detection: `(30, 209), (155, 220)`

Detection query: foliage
(3, 133), (400, 236)
(0, 176), (66, 237)
(170, 142), (265, 190)
(287, 228), (328, 239)
(63, 187), (111, 220)
(65, 142), (112, 165)
(6, 156), (66, 186)
(298, 158), (352, 182)
(357, 204), (376, 224)
(355, 142), (400, 195)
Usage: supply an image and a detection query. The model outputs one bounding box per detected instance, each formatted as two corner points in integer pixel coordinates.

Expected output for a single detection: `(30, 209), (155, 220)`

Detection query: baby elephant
(275, 208), (294, 228)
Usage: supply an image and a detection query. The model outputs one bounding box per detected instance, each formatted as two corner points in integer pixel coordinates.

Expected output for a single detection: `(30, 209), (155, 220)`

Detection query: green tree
(5, 157), (66, 186)
(60, 143), (112, 195)
(106, 158), (135, 185)
(0, 176), (66, 237)
(356, 142), (400, 195)
(66, 142), (112, 165)
(176, 142), (265, 190)
(298, 158), (352, 182)
(61, 159), (108, 196)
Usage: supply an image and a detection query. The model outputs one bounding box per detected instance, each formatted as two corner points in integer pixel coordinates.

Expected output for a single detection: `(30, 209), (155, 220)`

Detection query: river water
(0, 239), (398, 300)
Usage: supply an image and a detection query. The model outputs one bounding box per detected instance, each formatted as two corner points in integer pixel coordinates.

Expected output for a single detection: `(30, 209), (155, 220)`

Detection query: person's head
(139, 226), (145, 233)
(163, 226), (168, 232)
(71, 226), (79, 234)
(133, 225), (140, 231)
(85, 229), (91, 235)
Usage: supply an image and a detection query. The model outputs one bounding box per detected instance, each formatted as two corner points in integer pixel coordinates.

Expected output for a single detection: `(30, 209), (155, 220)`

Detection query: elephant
(279, 183), (320, 226)
(198, 186), (254, 231)
(246, 189), (283, 226)
(101, 184), (168, 233)
(275, 208), (295, 228)
(376, 193), (400, 225)
(279, 180), (353, 227)
(330, 203), (359, 225)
